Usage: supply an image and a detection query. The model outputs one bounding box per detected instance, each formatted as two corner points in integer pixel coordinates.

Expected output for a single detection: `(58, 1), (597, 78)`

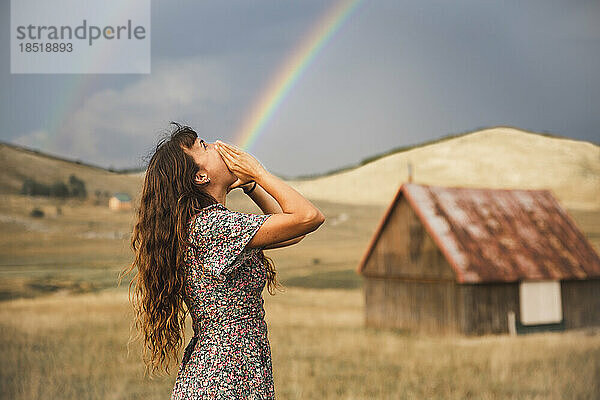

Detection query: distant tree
(50, 181), (69, 198)
(68, 174), (87, 198)
(20, 178), (50, 196)
(20, 176), (89, 199)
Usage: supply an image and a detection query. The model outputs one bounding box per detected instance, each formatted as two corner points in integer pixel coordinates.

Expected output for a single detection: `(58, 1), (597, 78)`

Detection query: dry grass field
(1, 129), (599, 399)
(1, 191), (599, 399)
(1, 287), (599, 399)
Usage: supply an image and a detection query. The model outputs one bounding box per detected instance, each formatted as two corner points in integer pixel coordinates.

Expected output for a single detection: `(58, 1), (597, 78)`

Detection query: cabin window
(519, 280), (562, 325)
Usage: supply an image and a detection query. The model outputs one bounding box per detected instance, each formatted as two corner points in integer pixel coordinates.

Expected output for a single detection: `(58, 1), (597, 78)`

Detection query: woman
(121, 122), (325, 399)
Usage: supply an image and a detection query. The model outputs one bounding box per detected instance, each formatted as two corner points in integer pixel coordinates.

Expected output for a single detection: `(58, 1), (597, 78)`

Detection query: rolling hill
(0, 142), (143, 202)
(287, 126), (600, 210)
(1, 126), (598, 210)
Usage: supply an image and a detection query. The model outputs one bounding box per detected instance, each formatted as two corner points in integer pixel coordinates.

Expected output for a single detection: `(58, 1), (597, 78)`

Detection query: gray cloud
(2, 0), (599, 175)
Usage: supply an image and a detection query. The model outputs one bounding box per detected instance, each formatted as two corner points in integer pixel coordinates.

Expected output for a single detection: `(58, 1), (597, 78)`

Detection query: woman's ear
(195, 172), (210, 185)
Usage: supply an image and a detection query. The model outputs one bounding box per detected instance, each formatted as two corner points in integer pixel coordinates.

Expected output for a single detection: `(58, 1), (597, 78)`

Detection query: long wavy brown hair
(118, 122), (280, 378)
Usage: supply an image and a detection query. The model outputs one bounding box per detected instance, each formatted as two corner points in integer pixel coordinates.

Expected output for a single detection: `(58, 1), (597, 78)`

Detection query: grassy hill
(0, 142), (143, 203)
(2, 125), (598, 209)
(286, 126), (600, 210)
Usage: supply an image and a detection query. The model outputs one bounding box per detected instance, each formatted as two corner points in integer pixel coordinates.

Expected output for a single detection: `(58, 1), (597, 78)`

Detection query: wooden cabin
(357, 183), (600, 335)
(108, 192), (132, 211)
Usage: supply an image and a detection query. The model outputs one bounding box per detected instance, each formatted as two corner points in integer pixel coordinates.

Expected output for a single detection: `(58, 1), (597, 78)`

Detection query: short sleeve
(189, 204), (271, 277)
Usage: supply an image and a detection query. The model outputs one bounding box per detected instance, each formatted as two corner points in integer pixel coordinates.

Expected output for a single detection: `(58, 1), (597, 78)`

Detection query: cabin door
(519, 280), (563, 325)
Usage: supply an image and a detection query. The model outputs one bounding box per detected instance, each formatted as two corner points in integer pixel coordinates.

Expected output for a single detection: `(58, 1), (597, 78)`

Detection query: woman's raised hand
(215, 140), (267, 190)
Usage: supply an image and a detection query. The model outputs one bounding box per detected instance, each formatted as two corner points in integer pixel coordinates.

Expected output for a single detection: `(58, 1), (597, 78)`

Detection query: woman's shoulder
(186, 203), (229, 251)
(189, 203), (227, 226)
(189, 202), (269, 238)
(186, 203), (270, 276)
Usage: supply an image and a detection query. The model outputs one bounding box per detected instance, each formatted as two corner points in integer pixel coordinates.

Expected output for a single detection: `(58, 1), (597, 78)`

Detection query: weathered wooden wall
(363, 198), (461, 333)
(561, 279), (600, 329)
(364, 278), (460, 333)
(364, 279), (525, 335)
(458, 283), (520, 335)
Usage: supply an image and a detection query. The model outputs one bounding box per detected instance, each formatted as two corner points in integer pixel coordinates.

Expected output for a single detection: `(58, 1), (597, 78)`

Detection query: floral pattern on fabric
(170, 202), (274, 400)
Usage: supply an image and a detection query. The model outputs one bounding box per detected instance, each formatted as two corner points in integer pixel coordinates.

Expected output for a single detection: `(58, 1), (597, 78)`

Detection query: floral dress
(170, 202), (275, 400)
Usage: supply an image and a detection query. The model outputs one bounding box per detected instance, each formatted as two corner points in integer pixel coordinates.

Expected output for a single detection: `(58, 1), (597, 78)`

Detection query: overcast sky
(1, 0), (598, 177)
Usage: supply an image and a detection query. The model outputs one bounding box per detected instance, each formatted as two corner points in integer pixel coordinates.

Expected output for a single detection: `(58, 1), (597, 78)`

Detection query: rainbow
(234, 0), (364, 150)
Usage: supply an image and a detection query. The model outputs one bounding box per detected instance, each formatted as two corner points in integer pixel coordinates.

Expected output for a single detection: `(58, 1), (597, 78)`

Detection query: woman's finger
(217, 140), (242, 155)
(218, 147), (240, 169)
(215, 141), (234, 155)
(217, 145), (237, 163)
(217, 145), (242, 166)
(217, 144), (234, 160)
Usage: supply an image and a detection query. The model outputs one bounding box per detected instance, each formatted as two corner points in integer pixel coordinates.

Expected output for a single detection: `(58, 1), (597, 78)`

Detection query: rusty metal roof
(357, 183), (600, 283)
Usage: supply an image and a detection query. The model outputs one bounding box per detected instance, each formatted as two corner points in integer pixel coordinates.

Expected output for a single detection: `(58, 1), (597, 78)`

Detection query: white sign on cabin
(519, 280), (563, 325)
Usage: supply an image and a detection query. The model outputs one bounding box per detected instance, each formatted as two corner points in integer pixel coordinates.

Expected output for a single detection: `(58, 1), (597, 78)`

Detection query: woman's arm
(261, 234), (305, 250)
(246, 170), (324, 248)
(242, 182), (305, 249)
(242, 182), (283, 215)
